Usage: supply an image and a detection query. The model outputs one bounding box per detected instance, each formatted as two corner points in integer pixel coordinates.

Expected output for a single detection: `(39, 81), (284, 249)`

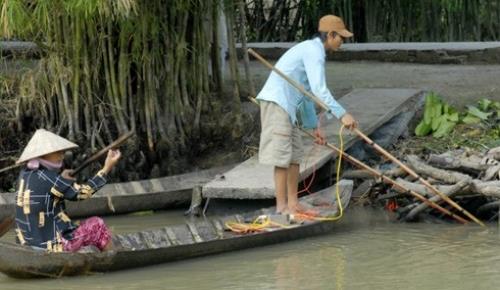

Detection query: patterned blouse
(15, 167), (107, 251)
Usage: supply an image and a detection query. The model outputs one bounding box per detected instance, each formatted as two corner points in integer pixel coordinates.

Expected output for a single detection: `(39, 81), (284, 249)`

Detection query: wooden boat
(0, 165), (234, 221)
(0, 180), (352, 279)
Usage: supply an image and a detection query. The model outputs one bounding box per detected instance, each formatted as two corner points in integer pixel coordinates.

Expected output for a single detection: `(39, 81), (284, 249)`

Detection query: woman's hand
(61, 169), (76, 180)
(101, 149), (122, 175)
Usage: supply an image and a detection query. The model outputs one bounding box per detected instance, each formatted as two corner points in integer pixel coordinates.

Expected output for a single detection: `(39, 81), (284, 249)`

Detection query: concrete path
(237, 60), (500, 109)
(5, 40), (500, 63)
(202, 88), (423, 199)
(241, 42), (500, 64)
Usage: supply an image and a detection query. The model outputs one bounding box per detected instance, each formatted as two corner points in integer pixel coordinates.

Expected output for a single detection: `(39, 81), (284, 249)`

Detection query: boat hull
(0, 180), (352, 279)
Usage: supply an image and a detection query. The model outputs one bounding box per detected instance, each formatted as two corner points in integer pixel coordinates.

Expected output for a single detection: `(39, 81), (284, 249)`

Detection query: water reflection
(272, 246), (346, 290)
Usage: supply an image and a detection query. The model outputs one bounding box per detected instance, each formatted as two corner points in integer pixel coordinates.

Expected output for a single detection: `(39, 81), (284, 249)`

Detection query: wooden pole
(0, 216), (14, 238)
(0, 163), (22, 174)
(0, 131), (134, 238)
(249, 96), (467, 224)
(300, 129), (469, 224)
(352, 128), (484, 226)
(0, 131), (134, 176)
(247, 48), (484, 226)
(72, 131), (134, 176)
(247, 48), (329, 112)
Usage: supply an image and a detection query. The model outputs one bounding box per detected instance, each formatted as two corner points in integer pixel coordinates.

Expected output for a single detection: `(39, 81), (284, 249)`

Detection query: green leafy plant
(416, 95), (500, 138)
(415, 93), (459, 138)
(462, 98), (500, 124)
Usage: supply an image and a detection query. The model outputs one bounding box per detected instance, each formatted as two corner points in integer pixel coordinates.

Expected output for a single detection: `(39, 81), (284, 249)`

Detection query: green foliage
(416, 94), (500, 138)
(464, 105), (493, 122)
(0, 0), (247, 178)
(462, 98), (500, 124)
(415, 93), (458, 138)
(243, 0), (500, 42)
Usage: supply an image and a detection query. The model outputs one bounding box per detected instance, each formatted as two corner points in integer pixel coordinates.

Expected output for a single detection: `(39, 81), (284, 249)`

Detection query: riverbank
(2, 55), (499, 192)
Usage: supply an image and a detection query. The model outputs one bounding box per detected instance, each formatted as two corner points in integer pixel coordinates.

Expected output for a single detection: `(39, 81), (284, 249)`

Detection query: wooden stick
(250, 96), (466, 223)
(300, 129), (469, 224)
(355, 129), (484, 226)
(406, 155), (500, 198)
(0, 131), (134, 175)
(0, 132), (134, 238)
(247, 49), (330, 111)
(0, 216), (14, 238)
(403, 179), (471, 222)
(0, 163), (22, 174)
(0, 131), (133, 179)
(248, 48), (484, 226)
(72, 131), (134, 176)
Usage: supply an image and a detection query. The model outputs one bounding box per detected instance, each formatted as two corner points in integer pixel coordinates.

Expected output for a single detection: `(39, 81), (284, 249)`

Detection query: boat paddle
(0, 131), (134, 238)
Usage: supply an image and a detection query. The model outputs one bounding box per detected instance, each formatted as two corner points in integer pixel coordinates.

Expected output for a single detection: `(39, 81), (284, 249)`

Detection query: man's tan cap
(318, 15), (353, 38)
(17, 129), (78, 164)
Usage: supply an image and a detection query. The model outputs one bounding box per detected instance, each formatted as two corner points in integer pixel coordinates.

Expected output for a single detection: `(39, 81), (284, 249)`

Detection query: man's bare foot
(276, 207), (289, 215)
(289, 203), (319, 216)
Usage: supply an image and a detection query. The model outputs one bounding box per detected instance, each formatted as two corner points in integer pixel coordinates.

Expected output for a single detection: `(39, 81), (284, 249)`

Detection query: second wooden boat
(0, 180), (352, 279)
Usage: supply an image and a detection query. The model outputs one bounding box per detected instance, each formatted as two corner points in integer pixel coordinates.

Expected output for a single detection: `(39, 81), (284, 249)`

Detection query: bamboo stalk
(238, 0), (256, 97)
(71, 13), (82, 136)
(106, 19), (128, 134)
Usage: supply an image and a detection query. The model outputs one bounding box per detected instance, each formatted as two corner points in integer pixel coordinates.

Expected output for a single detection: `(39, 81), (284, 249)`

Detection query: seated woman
(14, 129), (121, 252)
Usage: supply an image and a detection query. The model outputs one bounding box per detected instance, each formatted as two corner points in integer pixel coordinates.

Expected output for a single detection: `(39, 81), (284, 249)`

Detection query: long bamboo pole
(248, 97), (467, 224)
(300, 129), (468, 224)
(247, 48), (484, 226)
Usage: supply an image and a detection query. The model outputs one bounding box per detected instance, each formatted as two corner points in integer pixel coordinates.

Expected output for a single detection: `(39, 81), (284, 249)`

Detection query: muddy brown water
(1, 208), (500, 290)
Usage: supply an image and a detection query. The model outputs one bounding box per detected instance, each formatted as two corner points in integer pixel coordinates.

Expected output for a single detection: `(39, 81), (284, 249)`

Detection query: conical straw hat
(17, 129), (79, 164)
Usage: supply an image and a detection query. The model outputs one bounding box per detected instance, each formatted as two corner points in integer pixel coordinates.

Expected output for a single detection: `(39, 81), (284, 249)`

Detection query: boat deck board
(202, 88), (423, 199)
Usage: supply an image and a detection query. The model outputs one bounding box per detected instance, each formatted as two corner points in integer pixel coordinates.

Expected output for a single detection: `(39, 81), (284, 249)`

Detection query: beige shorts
(258, 101), (304, 168)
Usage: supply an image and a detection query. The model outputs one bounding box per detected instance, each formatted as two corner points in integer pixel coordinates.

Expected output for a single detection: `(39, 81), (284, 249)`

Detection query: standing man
(256, 15), (358, 215)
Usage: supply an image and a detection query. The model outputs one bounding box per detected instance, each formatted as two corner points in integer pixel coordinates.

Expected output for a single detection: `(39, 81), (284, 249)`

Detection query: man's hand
(340, 113), (358, 130)
(313, 128), (326, 145)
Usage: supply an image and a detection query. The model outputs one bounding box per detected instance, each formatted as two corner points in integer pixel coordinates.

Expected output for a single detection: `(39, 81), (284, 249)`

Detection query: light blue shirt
(256, 37), (346, 129)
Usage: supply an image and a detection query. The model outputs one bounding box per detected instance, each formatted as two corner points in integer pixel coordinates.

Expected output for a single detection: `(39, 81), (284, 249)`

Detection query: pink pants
(63, 217), (111, 252)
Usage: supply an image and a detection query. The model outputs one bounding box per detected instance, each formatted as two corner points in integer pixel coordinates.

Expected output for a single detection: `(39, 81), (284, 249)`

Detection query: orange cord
(298, 113), (325, 194)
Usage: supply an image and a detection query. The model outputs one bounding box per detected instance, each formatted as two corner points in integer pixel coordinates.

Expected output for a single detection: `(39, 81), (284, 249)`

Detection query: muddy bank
(0, 97), (260, 193)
